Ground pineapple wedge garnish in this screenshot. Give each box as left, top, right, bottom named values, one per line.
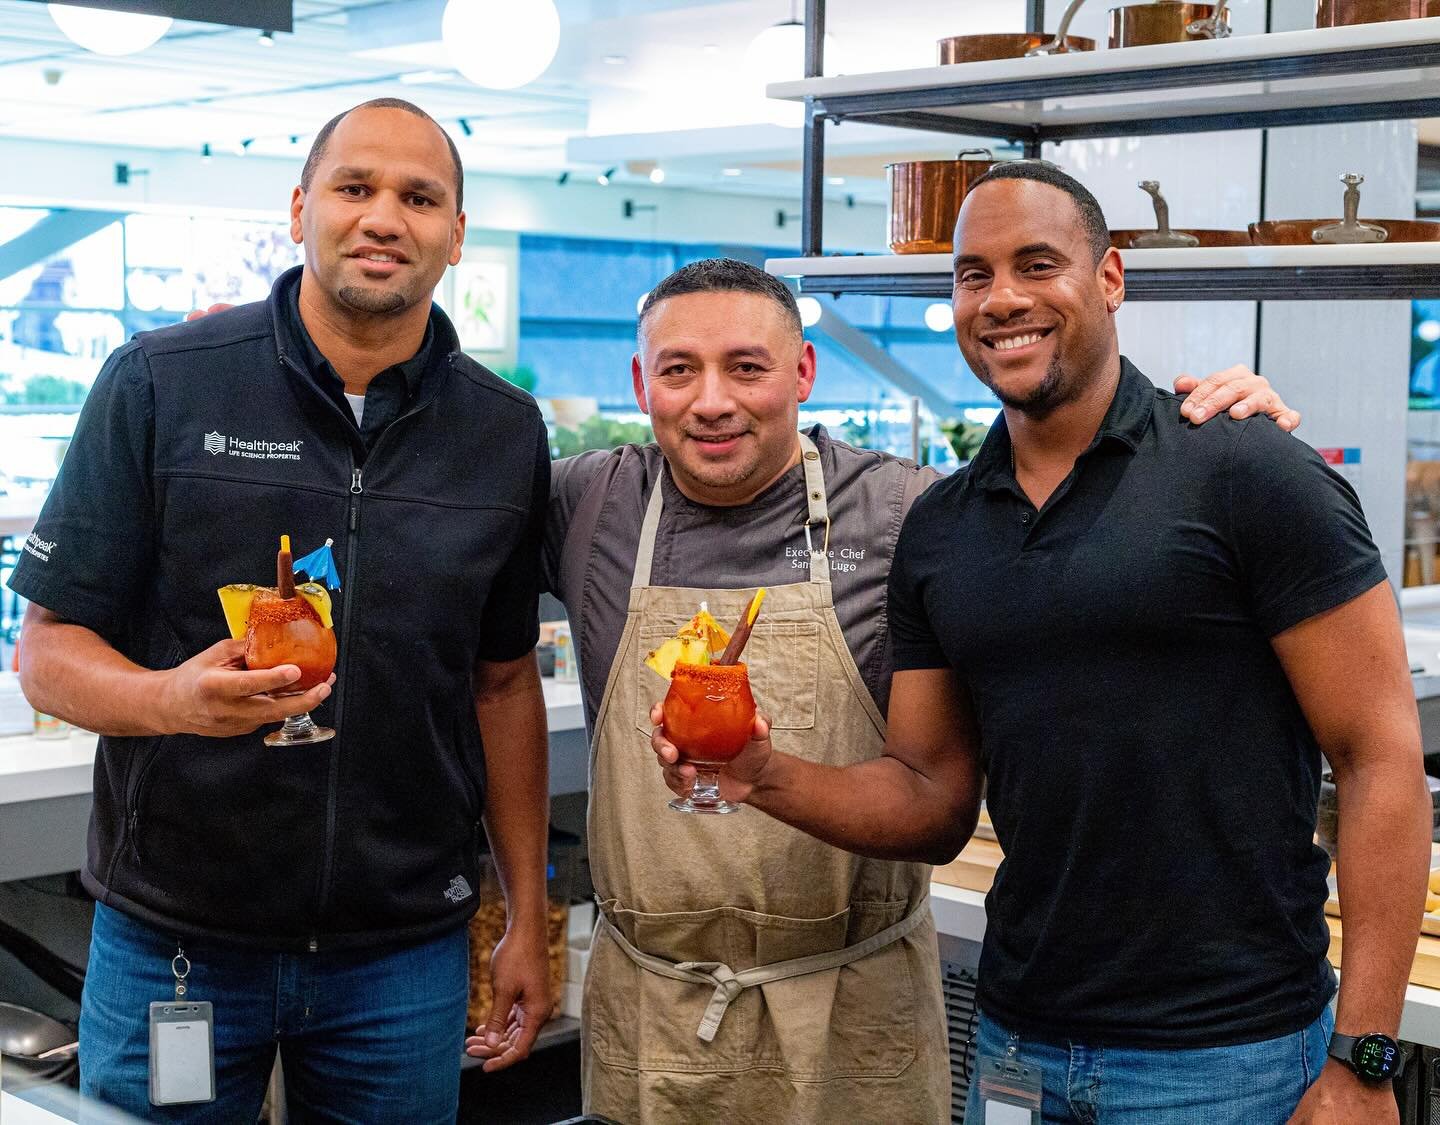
left=218, top=584, right=260, bottom=640
left=643, top=609, right=732, bottom=680
left=296, top=582, right=333, bottom=629
left=219, top=581, right=333, bottom=638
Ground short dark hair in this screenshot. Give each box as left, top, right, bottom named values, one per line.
left=638, top=258, right=802, bottom=338
left=301, top=98, right=464, bottom=212
left=965, top=160, right=1110, bottom=264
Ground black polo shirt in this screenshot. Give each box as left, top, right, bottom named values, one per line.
left=890, top=357, right=1387, bottom=1047
left=278, top=276, right=433, bottom=452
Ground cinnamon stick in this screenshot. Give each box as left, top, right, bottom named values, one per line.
left=277, top=535, right=295, bottom=599
left=716, top=589, right=764, bottom=665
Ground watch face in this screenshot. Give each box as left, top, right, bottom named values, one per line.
left=1353, top=1034, right=1401, bottom=1081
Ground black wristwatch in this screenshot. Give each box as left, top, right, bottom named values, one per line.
left=1329, top=1031, right=1404, bottom=1082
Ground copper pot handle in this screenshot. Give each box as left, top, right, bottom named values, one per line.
left=1129, top=180, right=1199, bottom=249
left=1187, top=0, right=1232, bottom=39
left=1026, top=0, right=1090, bottom=56
left=957, top=148, right=995, bottom=161
left=1313, top=172, right=1388, bottom=245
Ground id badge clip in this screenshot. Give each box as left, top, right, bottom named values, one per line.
left=148, top=944, right=216, bottom=1106
left=977, top=1047, right=1043, bottom=1125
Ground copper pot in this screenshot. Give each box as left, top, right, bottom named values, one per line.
left=887, top=150, right=1004, bottom=254
left=1250, top=171, right=1440, bottom=245
left=939, top=0, right=1095, bottom=64
left=1109, top=0, right=1231, bottom=47
left=1109, top=180, right=1251, bottom=248
left=1315, top=0, right=1440, bottom=26
left=938, top=32, right=1096, bottom=63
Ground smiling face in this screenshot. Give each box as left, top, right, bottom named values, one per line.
left=633, top=290, right=817, bottom=506
left=951, top=178, right=1123, bottom=419
left=290, top=106, right=465, bottom=320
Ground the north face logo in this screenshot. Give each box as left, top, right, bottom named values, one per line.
left=204, top=431, right=225, bottom=455
left=443, top=875, right=473, bottom=904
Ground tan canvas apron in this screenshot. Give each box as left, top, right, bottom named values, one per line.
left=582, top=434, right=949, bottom=1125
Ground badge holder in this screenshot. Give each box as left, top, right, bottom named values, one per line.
left=976, top=1044, right=1043, bottom=1125
left=148, top=945, right=216, bottom=1106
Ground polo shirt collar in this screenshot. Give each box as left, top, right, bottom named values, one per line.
left=274, top=267, right=432, bottom=399
left=966, top=355, right=1154, bottom=495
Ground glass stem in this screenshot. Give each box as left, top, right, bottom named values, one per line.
left=691, top=767, right=722, bottom=806
left=280, top=713, right=316, bottom=738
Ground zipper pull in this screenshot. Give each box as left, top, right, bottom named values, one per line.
left=350, top=468, right=363, bottom=495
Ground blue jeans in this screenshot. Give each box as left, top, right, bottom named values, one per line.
left=80, top=903, right=468, bottom=1124
left=964, top=1006, right=1334, bottom=1125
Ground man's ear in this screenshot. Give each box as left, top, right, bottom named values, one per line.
left=631, top=354, right=649, bottom=414
left=289, top=186, right=305, bottom=246
left=449, top=211, right=466, bottom=267
left=796, top=340, right=818, bottom=405
left=1099, top=246, right=1125, bottom=312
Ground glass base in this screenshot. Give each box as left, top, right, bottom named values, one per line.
left=668, top=795, right=743, bottom=815
left=667, top=765, right=742, bottom=815
left=264, top=712, right=335, bottom=747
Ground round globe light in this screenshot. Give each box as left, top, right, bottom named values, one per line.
left=744, top=19, right=805, bottom=126
left=797, top=296, right=823, bottom=328
left=924, top=302, right=954, bottom=333
left=1420, top=319, right=1440, bottom=343
left=442, top=0, right=561, bottom=91
left=48, top=3, right=171, bottom=56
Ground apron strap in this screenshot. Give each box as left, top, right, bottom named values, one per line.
left=597, top=900, right=930, bottom=1043
left=631, top=467, right=666, bottom=590
left=631, top=432, right=832, bottom=591
left=798, top=432, right=830, bottom=587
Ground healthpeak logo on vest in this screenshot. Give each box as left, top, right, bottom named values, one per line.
left=203, top=430, right=303, bottom=462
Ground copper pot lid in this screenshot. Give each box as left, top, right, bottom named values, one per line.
left=1251, top=172, right=1440, bottom=245
left=1108, top=180, right=1250, bottom=248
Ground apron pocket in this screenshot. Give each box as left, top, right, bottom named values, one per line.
left=758, top=898, right=919, bottom=1081
left=634, top=621, right=819, bottom=737
left=744, top=622, right=818, bottom=732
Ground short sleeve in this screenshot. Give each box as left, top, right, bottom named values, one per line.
left=888, top=492, right=951, bottom=670
left=476, top=423, right=551, bottom=662
left=7, top=341, right=156, bottom=641
left=541, top=450, right=610, bottom=594
left=1228, top=418, right=1388, bottom=638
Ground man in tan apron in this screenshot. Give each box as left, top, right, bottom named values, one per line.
left=525, top=258, right=1295, bottom=1124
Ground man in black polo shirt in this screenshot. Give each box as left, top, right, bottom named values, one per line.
left=653, top=163, right=1429, bottom=1122
left=11, top=99, right=551, bottom=1121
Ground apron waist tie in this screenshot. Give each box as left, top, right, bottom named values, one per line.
left=597, top=900, right=931, bottom=1043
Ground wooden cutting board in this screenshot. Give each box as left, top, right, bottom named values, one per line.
left=934, top=832, right=1440, bottom=991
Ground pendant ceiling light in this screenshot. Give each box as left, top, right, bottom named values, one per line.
left=743, top=16, right=806, bottom=89
left=744, top=2, right=834, bottom=127
left=47, top=3, right=171, bottom=56
left=442, top=0, right=561, bottom=91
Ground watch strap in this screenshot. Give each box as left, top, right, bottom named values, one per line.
left=1329, top=1031, right=1405, bottom=1080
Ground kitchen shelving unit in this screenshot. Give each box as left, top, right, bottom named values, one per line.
left=767, top=3, right=1440, bottom=300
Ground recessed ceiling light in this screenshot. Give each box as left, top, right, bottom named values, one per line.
left=722, top=167, right=742, bottom=176
left=703, top=43, right=720, bottom=54
left=924, top=303, right=953, bottom=333
left=649, top=167, right=665, bottom=184
left=603, top=54, right=627, bottom=65
left=827, top=176, right=845, bottom=185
